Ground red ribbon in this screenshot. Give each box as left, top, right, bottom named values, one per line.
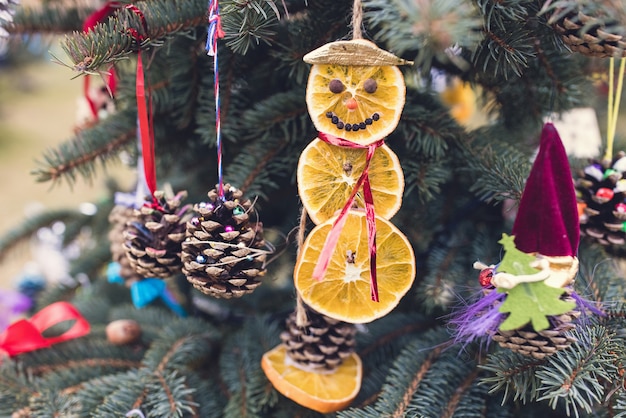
left=83, top=2, right=119, bottom=120
left=313, top=133, right=383, bottom=302
left=0, top=302, right=90, bottom=357
left=125, top=5, right=157, bottom=200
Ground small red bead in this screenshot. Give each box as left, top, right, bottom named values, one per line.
left=616, top=202, right=626, bottom=213
left=478, top=268, right=494, bottom=288
left=596, top=187, right=615, bottom=201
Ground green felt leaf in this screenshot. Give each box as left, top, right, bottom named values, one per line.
left=498, top=281, right=576, bottom=331
left=497, top=234, right=538, bottom=276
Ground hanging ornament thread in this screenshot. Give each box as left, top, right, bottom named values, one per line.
left=605, top=57, right=626, bottom=162
left=125, top=4, right=157, bottom=203
left=206, top=0, right=226, bottom=198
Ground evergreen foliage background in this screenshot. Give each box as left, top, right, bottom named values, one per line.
left=2, top=0, right=626, bottom=416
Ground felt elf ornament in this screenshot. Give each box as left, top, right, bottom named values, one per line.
left=454, top=123, right=601, bottom=359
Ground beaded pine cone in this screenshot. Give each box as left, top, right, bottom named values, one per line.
left=576, top=155, right=626, bottom=249
left=550, top=6, right=626, bottom=57
left=123, top=191, right=191, bottom=279
left=492, top=294, right=580, bottom=360
left=281, top=304, right=356, bottom=371
left=108, top=204, right=142, bottom=285
left=182, top=184, right=267, bottom=298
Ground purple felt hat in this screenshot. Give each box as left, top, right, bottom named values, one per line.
left=512, top=123, right=579, bottom=257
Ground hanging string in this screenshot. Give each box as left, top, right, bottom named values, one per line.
left=313, top=133, right=382, bottom=302
left=125, top=4, right=157, bottom=203
left=605, top=57, right=626, bottom=162
left=206, top=0, right=226, bottom=198
left=351, top=0, right=363, bottom=40
left=296, top=206, right=309, bottom=327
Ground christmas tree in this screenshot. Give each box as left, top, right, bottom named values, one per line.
left=1, top=0, right=626, bottom=417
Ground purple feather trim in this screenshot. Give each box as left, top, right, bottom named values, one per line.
left=451, top=289, right=506, bottom=345
left=570, top=290, right=604, bottom=322
left=451, top=288, right=603, bottom=346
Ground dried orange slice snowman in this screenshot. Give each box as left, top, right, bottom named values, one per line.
left=304, top=39, right=412, bottom=146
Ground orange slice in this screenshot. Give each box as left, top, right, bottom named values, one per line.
left=294, top=211, right=415, bottom=323
left=297, top=138, right=404, bottom=225
left=261, top=344, right=362, bottom=413
left=306, top=64, right=405, bottom=146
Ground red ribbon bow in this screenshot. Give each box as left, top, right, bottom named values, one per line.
left=313, top=132, right=383, bottom=302
left=0, top=302, right=90, bottom=357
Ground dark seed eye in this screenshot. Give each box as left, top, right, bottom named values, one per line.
left=329, top=79, right=345, bottom=94
left=363, top=78, right=377, bottom=94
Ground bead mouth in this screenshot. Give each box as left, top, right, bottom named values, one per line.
left=325, top=112, right=380, bottom=132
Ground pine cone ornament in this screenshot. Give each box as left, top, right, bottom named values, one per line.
left=491, top=291, right=580, bottom=360
left=182, top=184, right=267, bottom=298
left=108, top=204, right=142, bottom=285
left=550, top=4, right=626, bottom=57
left=281, top=304, right=356, bottom=371
left=123, top=191, right=191, bottom=279
left=576, top=154, right=626, bottom=248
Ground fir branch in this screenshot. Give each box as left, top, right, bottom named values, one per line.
left=144, top=371, right=200, bottom=417
left=534, top=36, right=565, bottom=95
left=0, top=363, right=37, bottom=416
left=536, top=326, right=620, bottom=417
left=29, top=358, right=141, bottom=375
left=352, top=314, right=439, bottom=409
left=223, top=89, right=310, bottom=198
left=221, top=317, right=282, bottom=417
left=221, top=0, right=280, bottom=54
left=27, top=391, right=82, bottom=417
left=31, top=109, right=136, bottom=186
left=0, top=208, right=87, bottom=264
left=362, top=0, right=483, bottom=69
left=91, top=376, right=147, bottom=417
left=476, top=0, right=530, bottom=31
left=141, top=317, right=220, bottom=373
left=441, top=365, right=481, bottom=418
left=61, top=0, right=206, bottom=72
left=473, top=23, right=534, bottom=78
left=358, top=319, right=438, bottom=358
left=460, top=137, right=530, bottom=203
left=10, top=4, right=92, bottom=34
left=339, top=330, right=454, bottom=417
left=480, top=349, right=545, bottom=404
left=392, top=345, right=446, bottom=417
left=75, top=371, right=137, bottom=414
left=239, top=144, right=285, bottom=195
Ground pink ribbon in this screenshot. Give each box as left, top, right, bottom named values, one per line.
left=312, top=132, right=383, bottom=302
